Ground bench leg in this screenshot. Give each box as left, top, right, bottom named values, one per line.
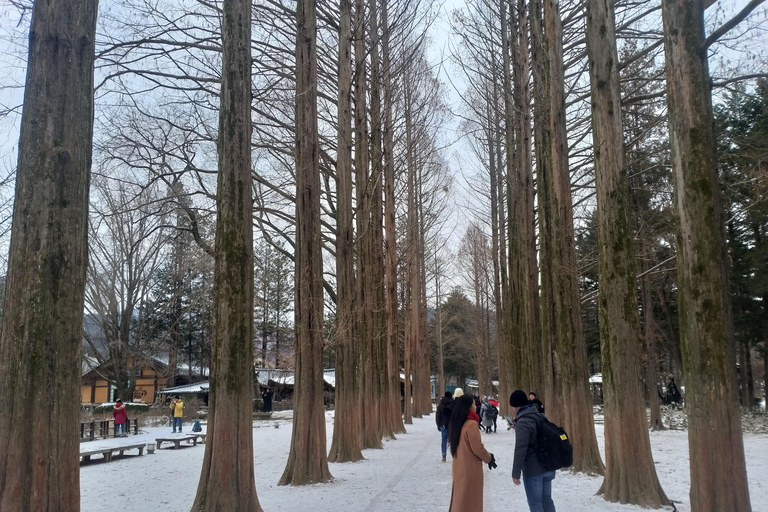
left=138, top=447, right=144, bottom=456
left=173, top=441, right=181, bottom=449
left=104, top=453, right=112, bottom=463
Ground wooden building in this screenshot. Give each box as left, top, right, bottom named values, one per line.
left=80, top=357, right=170, bottom=404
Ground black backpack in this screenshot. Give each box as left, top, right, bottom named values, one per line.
left=533, top=415, right=573, bottom=471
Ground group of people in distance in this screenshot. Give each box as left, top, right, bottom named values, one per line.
left=111, top=394, right=188, bottom=438
left=437, top=388, right=555, bottom=512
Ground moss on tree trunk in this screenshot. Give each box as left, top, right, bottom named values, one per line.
left=0, top=1, right=97, bottom=510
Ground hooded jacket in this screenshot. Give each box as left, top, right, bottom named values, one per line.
left=511, top=406, right=547, bottom=479
left=112, top=403, right=127, bottom=424
left=436, top=396, right=454, bottom=429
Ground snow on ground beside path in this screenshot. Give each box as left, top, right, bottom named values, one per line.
left=81, top=412, right=768, bottom=512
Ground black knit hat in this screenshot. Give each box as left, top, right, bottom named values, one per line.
left=509, top=389, right=529, bottom=408
left=444, top=391, right=452, bottom=398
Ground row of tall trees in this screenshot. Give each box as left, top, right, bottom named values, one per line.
left=452, top=0, right=765, bottom=509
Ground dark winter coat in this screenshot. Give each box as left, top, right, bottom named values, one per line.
left=436, top=396, right=454, bottom=430
left=112, top=403, right=127, bottom=425
left=511, top=406, right=547, bottom=479
left=530, top=398, right=545, bottom=414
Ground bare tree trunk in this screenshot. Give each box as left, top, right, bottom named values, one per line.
left=511, top=0, right=541, bottom=394
left=499, top=0, right=521, bottom=402
left=586, top=0, right=669, bottom=505
left=661, top=1, right=752, bottom=509
left=279, top=0, right=332, bottom=485
left=531, top=0, right=604, bottom=475
left=417, top=190, right=432, bottom=415
left=641, top=267, right=664, bottom=431
left=329, top=0, right=363, bottom=463
left=0, top=2, right=97, bottom=510
left=192, top=0, right=263, bottom=507
left=435, top=252, right=445, bottom=398
left=369, top=0, right=391, bottom=440
left=353, top=0, right=383, bottom=450
left=382, top=0, right=406, bottom=435
left=404, top=67, right=416, bottom=424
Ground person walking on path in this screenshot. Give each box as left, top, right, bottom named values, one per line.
left=510, top=389, right=556, bottom=512
left=436, top=390, right=454, bottom=462
left=448, top=394, right=497, bottom=512
left=488, top=396, right=499, bottom=432
left=529, top=391, right=545, bottom=414
left=480, top=397, right=494, bottom=434
left=170, top=395, right=184, bottom=433
left=112, top=399, right=128, bottom=437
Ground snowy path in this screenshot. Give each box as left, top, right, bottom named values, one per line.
left=80, top=412, right=768, bottom=511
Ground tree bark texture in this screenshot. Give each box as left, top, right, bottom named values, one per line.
left=500, top=0, right=521, bottom=407
left=329, top=0, right=363, bottom=463
left=661, top=1, right=752, bottom=510
left=0, top=2, right=97, bottom=510
left=191, top=0, right=263, bottom=508
left=353, top=0, right=383, bottom=450
left=532, top=0, right=604, bottom=475
left=369, top=0, right=390, bottom=440
left=279, top=0, right=333, bottom=485
left=381, top=0, right=406, bottom=436
left=511, top=0, right=541, bottom=394
left=403, top=67, right=416, bottom=424
left=586, top=0, right=669, bottom=505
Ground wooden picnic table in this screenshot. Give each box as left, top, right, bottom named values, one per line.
left=79, top=442, right=146, bottom=464
left=155, top=433, right=206, bottom=449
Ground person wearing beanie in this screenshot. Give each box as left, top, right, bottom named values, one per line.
left=509, top=389, right=556, bottom=512
left=453, top=387, right=464, bottom=398
left=436, top=391, right=454, bottom=462
left=112, top=399, right=128, bottom=437
left=447, top=395, right=496, bottom=512
left=529, top=391, right=545, bottom=414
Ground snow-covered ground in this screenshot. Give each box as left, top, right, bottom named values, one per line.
left=81, top=411, right=768, bottom=512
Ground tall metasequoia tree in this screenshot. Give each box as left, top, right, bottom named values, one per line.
left=661, top=0, right=752, bottom=509
left=329, top=0, right=363, bottom=463
left=354, top=0, right=384, bottom=450
left=499, top=0, right=520, bottom=398
left=192, top=0, right=263, bottom=508
left=403, top=59, right=416, bottom=423
left=530, top=0, right=604, bottom=475
left=505, top=0, right=540, bottom=394
left=416, top=166, right=432, bottom=415
left=279, top=0, right=333, bottom=485
left=0, top=2, right=97, bottom=510
left=586, top=0, right=669, bottom=505
left=382, top=0, right=406, bottom=436
left=369, top=0, right=391, bottom=440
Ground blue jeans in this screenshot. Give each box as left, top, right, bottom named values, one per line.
left=523, top=470, right=556, bottom=512
left=115, top=422, right=125, bottom=436
left=172, top=417, right=182, bottom=432
left=440, top=426, right=449, bottom=457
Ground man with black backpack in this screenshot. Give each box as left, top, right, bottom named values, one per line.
left=509, top=389, right=558, bottom=512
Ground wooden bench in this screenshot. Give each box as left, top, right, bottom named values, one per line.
left=79, top=443, right=146, bottom=463
left=156, top=433, right=206, bottom=450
